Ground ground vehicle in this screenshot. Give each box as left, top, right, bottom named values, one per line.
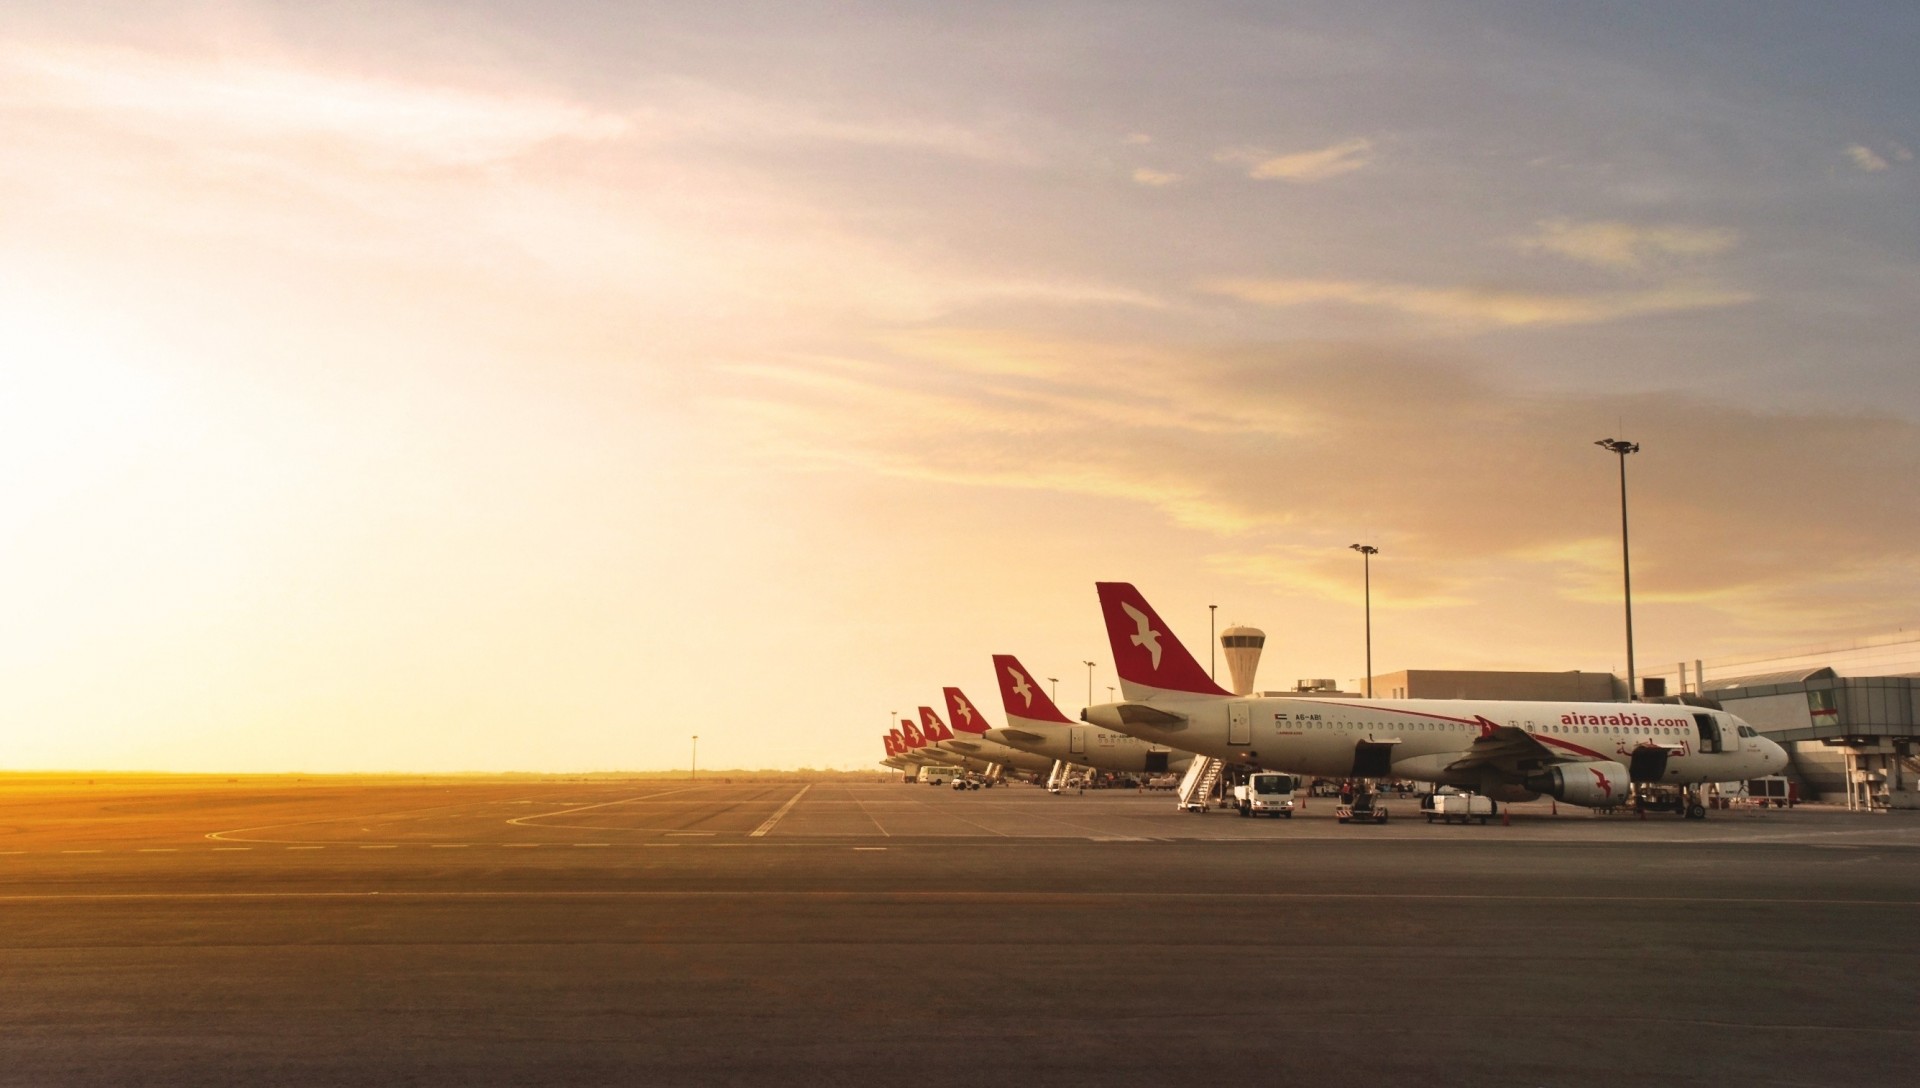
left=1746, top=776, right=1794, bottom=807
left=1336, top=791, right=1389, bottom=824
left=1234, top=772, right=1298, bottom=818
left=1424, top=789, right=1495, bottom=825
left=918, top=765, right=955, bottom=786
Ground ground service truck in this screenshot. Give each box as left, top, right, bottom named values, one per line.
left=1234, top=773, right=1299, bottom=818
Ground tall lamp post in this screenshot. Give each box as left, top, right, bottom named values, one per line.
left=1046, top=677, right=1058, bottom=703
left=691, top=734, right=699, bottom=781
left=1209, top=604, right=1218, bottom=679
left=1083, top=661, right=1096, bottom=706
left=1595, top=438, right=1641, bottom=701
left=1349, top=544, right=1378, bottom=698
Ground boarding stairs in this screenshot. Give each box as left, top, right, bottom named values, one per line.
left=1046, top=760, right=1073, bottom=792
left=1177, top=757, right=1224, bottom=812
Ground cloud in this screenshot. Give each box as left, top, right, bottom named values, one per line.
left=1131, top=167, right=1180, bottom=187
left=1894, top=143, right=1916, bottom=163
left=1216, top=137, right=1373, bottom=182
left=1847, top=144, right=1890, bottom=172
left=1519, top=219, right=1738, bottom=270
left=1122, top=133, right=1153, bottom=145
left=714, top=333, right=1920, bottom=631
left=2, top=43, right=629, bottom=167
left=1202, top=277, right=1752, bottom=328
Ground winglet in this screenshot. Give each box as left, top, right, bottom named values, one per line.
left=1095, top=582, right=1231, bottom=698
left=990, top=654, right=1075, bottom=724
left=943, top=687, right=992, bottom=735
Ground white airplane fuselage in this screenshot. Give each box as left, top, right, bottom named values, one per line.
left=988, top=719, right=1195, bottom=775
left=1085, top=694, right=1787, bottom=798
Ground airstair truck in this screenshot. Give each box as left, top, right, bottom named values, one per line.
left=1233, top=772, right=1299, bottom=818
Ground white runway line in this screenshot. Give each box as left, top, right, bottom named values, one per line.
left=749, top=785, right=812, bottom=838
left=136, top=848, right=177, bottom=853
left=287, top=846, right=324, bottom=851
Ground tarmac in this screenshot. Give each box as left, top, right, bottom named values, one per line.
left=3, top=776, right=1917, bottom=1086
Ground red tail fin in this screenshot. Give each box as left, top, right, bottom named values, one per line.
left=888, top=727, right=909, bottom=753
left=883, top=734, right=900, bottom=757
left=900, top=717, right=927, bottom=748
left=1095, top=582, right=1230, bottom=697
left=990, top=654, right=1074, bottom=724
left=918, top=706, right=955, bottom=742
left=943, top=687, right=991, bottom=735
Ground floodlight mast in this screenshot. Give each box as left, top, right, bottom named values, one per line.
left=1595, top=438, right=1641, bottom=700
left=1349, top=544, right=1378, bottom=697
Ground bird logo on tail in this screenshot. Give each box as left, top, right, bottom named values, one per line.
left=1008, top=667, right=1033, bottom=707
left=1121, top=601, right=1162, bottom=669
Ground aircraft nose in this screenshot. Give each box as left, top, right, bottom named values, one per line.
left=1764, top=737, right=1790, bottom=774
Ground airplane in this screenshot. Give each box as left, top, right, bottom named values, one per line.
left=987, top=654, right=1196, bottom=776
left=923, top=700, right=1056, bottom=778
left=901, top=715, right=994, bottom=775
left=879, top=733, right=921, bottom=773
left=1081, top=582, right=1789, bottom=818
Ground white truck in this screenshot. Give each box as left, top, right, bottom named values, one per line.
left=1424, top=788, right=1495, bottom=825
left=918, top=764, right=956, bottom=786
left=1233, top=772, right=1299, bottom=818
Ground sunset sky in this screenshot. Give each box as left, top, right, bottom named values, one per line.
left=4, top=2, right=1917, bottom=772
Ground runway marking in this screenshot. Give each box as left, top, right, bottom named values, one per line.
left=849, top=790, right=891, bottom=837
left=645, top=843, right=681, bottom=848
left=207, top=790, right=551, bottom=843
left=136, top=848, right=177, bottom=853
left=359, top=845, right=396, bottom=850
left=212, top=847, right=251, bottom=852
left=287, top=846, right=324, bottom=851
left=572, top=843, right=610, bottom=847
left=749, top=785, right=812, bottom=838
left=0, top=851, right=26, bottom=855
left=505, top=785, right=715, bottom=829
left=431, top=844, right=470, bottom=849
left=853, top=847, right=887, bottom=852
left=0, top=890, right=1912, bottom=907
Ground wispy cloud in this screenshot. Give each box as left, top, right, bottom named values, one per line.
left=716, top=334, right=1920, bottom=627
left=1848, top=144, right=1891, bottom=172
left=1131, top=167, right=1180, bottom=187
left=1202, top=277, right=1752, bottom=328
left=2, top=43, right=629, bottom=167
left=1519, top=219, right=1738, bottom=270
left=1215, top=137, right=1373, bottom=182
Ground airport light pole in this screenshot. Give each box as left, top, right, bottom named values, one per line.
left=1083, top=661, right=1096, bottom=706
left=1595, top=438, right=1641, bottom=701
left=1046, top=677, right=1058, bottom=703
left=691, top=735, right=698, bottom=781
left=1349, top=544, right=1378, bottom=698
left=1209, top=604, right=1218, bottom=679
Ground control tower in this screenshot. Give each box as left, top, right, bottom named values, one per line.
left=1220, top=625, right=1266, bottom=696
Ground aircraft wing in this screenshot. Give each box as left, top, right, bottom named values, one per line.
left=1442, top=726, right=1568, bottom=777
left=996, top=727, right=1048, bottom=746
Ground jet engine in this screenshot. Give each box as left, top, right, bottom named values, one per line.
left=1527, top=761, right=1631, bottom=808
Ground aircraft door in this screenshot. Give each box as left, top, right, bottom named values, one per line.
left=1070, top=727, right=1087, bottom=755
left=1693, top=713, right=1724, bottom=754
left=1228, top=702, right=1252, bottom=745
